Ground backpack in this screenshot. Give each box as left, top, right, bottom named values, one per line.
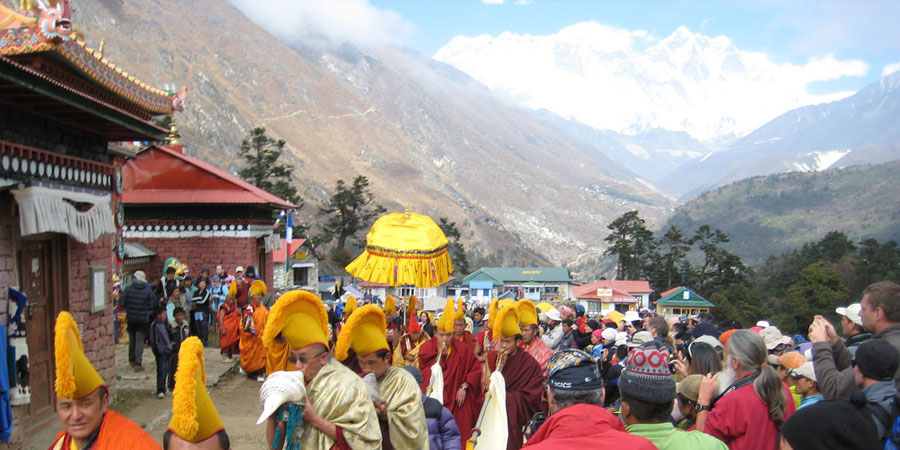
left=855, top=390, right=900, bottom=449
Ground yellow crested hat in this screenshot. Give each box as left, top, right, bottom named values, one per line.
left=344, top=296, right=357, bottom=315
left=54, top=311, right=105, bottom=399
left=517, top=299, right=538, bottom=327
left=498, top=298, right=515, bottom=309
left=249, top=279, right=267, bottom=297
left=434, top=298, right=456, bottom=333
left=227, top=281, right=237, bottom=298
left=493, top=304, right=522, bottom=339
left=487, top=298, right=500, bottom=328
left=336, top=305, right=388, bottom=360
left=383, top=295, right=396, bottom=316
left=263, top=290, right=329, bottom=350
left=168, top=337, right=225, bottom=443
left=454, top=297, right=465, bottom=320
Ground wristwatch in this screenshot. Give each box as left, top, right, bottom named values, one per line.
left=460, top=384, right=468, bottom=391
left=695, top=403, right=711, bottom=412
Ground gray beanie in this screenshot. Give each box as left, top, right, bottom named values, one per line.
left=619, top=341, right=676, bottom=404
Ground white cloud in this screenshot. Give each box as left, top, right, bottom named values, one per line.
left=434, top=23, right=870, bottom=142
left=229, top=0, right=416, bottom=48
left=883, top=62, right=900, bottom=77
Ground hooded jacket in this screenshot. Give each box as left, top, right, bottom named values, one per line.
left=523, top=403, right=656, bottom=450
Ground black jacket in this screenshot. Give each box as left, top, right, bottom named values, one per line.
left=120, top=280, right=156, bottom=324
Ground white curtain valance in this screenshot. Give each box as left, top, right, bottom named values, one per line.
left=12, top=185, right=115, bottom=244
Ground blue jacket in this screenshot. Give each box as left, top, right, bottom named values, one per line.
left=423, top=396, right=460, bottom=450
left=120, top=280, right=156, bottom=324
left=149, top=319, right=173, bottom=355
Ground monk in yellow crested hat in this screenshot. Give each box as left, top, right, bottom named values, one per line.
left=337, top=305, right=428, bottom=449
left=476, top=298, right=501, bottom=359
left=451, top=297, right=476, bottom=352
left=392, top=296, right=427, bottom=367
left=342, top=295, right=358, bottom=320
left=485, top=303, right=544, bottom=450
left=261, top=290, right=382, bottom=449
left=218, top=281, right=241, bottom=360
left=383, top=295, right=396, bottom=316
left=50, top=312, right=159, bottom=449
left=165, top=337, right=229, bottom=449
left=516, top=299, right=553, bottom=375
left=240, top=279, right=269, bottom=380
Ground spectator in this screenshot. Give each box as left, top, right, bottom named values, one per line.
left=809, top=281, right=900, bottom=399
left=774, top=351, right=808, bottom=408
left=149, top=309, right=172, bottom=399
left=156, top=267, right=179, bottom=302
left=540, top=309, right=564, bottom=350
left=471, top=307, right=486, bottom=336
left=522, top=349, right=656, bottom=449
left=403, top=366, right=461, bottom=450
left=853, top=339, right=899, bottom=440
left=621, top=342, right=727, bottom=449
left=209, top=275, right=227, bottom=324
left=179, top=276, right=196, bottom=306
left=168, top=307, right=190, bottom=392
left=675, top=375, right=703, bottom=430
left=759, top=325, right=792, bottom=357
left=836, top=302, right=872, bottom=356
left=789, top=362, right=824, bottom=409
left=190, top=278, right=211, bottom=346
left=559, top=319, right=576, bottom=350
left=687, top=312, right=720, bottom=340
left=781, top=397, right=881, bottom=450
left=419, top=311, right=435, bottom=338
left=119, top=270, right=155, bottom=372
left=164, top=287, right=181, bottom=324
left=697, top=330, right=796, bottom=449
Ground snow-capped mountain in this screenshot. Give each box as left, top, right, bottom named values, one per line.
left=672, top=71, right=900, bottom=200
left=434, top=23, right=863, bottom=144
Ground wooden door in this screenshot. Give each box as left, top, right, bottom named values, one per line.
left=19, top=238, right=63, bottom=433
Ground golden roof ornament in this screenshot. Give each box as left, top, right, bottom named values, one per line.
left=166, top=120, right=181, bottom=146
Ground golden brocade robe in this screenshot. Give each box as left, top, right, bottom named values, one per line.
left=302, top=358, right=382, bottom=450
left=378, top=366, right=428, bottom=449
left=391, top=334, right=427, bottom=368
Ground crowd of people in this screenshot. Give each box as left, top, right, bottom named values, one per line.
left=53, top=277, right=900, bottom=449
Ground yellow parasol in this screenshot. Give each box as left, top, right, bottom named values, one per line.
left=346, top=210, right=453, bottom=288
left=603, top=310, right=625, bottom=323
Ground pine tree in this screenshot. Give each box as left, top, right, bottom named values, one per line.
left=318, top=176, right=386, bottom=253
left=604, top=210, right=654, bottom=280
left=438, top=217, right=470, bottom=276
left=238, top=127, right=302, bottom=208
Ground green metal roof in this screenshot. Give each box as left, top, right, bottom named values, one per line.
left=462, top=267, right=572, bottom=284
left=656, top=287, right=715, bottom=308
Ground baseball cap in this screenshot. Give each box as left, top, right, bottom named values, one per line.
left=544, top=308, right=562, bottom=322
left=235, top=266, right=244, bottom=273
left=601, top=327, right=617, bottom=341
left=778, top=351, right=807, bottom=370
left=133, top=270, right=146, bottom=282
left=547, top=349, right=603, bottom=391
left=788, top=361, right=816, bottom=382
left=694, top=335, right=723, bottom=350
left=677, top=374, right=703, bottom=403
left=835, top=303, right=863, bottom=327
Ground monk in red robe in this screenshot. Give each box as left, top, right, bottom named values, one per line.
left=218, top=283, right=241, bottom=359
left=453, top=318, right=477, bottom=352
left=486, top=304, right=544, bottom=450
left=420, top=300, right=483, bottom=446
left=475, top=299, right=500, bottom=361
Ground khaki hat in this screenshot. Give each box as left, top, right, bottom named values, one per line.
left=759, top=326, right=792, bottom=350
left=677, top=374, right=704, bottom=403
left=628, top=330, right=653, bottom=348
left=835, top=303, right=863, bottom=327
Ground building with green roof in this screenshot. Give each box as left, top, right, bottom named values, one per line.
left=456, top=267, right=574, bottom=302
left=656, top=286, right=715, bottom=317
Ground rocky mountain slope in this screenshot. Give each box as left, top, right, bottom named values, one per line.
left=71, top=0, right=672, bottom=276
left=672, top=72, right=900, bottom=200
left=666, top=160, right=900, bottom=264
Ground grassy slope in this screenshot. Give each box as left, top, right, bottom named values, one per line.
left=667, top=161, right=900, bottom=264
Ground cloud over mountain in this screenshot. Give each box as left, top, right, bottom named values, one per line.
left=434, top=23, right=868, bottom=143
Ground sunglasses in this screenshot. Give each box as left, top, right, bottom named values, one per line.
left=288, top=350, right=327, bottom=365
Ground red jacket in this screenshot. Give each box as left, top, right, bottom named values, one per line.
left=704, top=379, right=796, bottom=449
left=523, top=403, right=657, bottom=450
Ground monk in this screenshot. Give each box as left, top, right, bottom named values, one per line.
left=262, top=290, right=381, bottom=449
left=486, top=304, right=544, bottom=450
left=217, top=283, right=241, bottom=360
left=453, top=298, right=477, bottom=352
left=392, top=299, right=428, bottom=368
left=420, top=299, right=483, bottom=446
left=239, top=279, right=268, bottom=380
left=337, top=305, right=428, bottom=450
left=474, top=298, right=500, bottom=360
left=518, top=300, right=553, bottom=377
left=50, top=312, right=160, bottom=450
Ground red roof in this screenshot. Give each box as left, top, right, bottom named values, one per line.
left=572, top=284, right=635, bottom=301
left=273, top=239, right=308, bottom=263
left=579, top=280, right=653, bottom=295
left=122, top=146, right=295, bottom=208
left=659, top=286, right=682, bottom=298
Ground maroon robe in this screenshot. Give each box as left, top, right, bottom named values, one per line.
left=487, top=349, right=544, bottom=450
left=419, top=337, right=483, bottom=446
left=454, top=331, right=477, bottom=353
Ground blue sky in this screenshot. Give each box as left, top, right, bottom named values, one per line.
left=372, top=0, right=900, bottom=93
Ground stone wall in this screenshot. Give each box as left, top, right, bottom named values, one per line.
left=67, top=235, right=117, bottom=394
left=132, top=236, right=274, bottom=287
